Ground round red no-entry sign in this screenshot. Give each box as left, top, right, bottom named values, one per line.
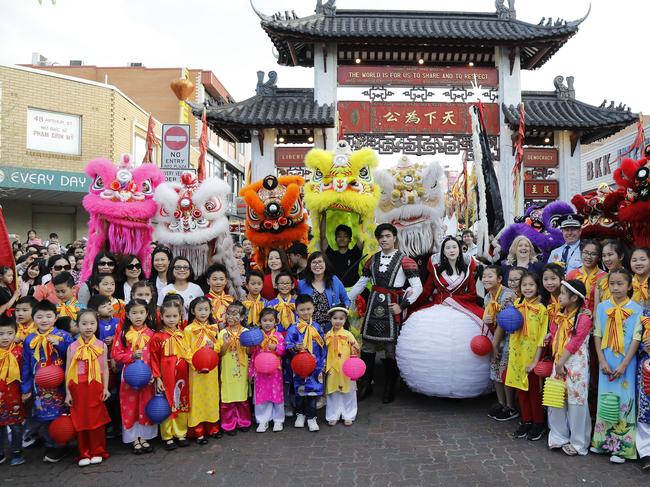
left=164, top=126, right=189, bottom=151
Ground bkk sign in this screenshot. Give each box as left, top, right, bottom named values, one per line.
left=26, top=108, right=81, bottom=155
left=337, top=66, right=498, bottom=87
left=0, top=166, right=88, bottom=192
left=338, top=101, right=500, bottom=135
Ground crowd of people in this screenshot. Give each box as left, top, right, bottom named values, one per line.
left=1, top=218, right=649, bottom=472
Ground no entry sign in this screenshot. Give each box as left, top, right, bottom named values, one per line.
left=162, top=124, right=190, bottom=169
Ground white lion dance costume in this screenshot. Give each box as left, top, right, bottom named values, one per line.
left=374, top=155, right=444, bottom=275
left=153, top=172, right=244, bottom=298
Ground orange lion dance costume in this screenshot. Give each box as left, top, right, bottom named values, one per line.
left=239, top=174, right=309, bottom=268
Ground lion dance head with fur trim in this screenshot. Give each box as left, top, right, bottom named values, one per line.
left=304, top=140, right=380, bottom=256
left=153, top=172, right=244, bottom=297
left=374, top=155, right=444, bottom=258
left=613, top=146, right=650, bottom=247
left=82, top=154, right=164, bottom=282
left=239, top=174, right=308, bottom=269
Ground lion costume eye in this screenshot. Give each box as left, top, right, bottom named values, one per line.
left=248, top=207, right=261, bottom=221
left=92, top=176, right=104, bottom=191
left=312, top=168, right=323, bottom=183
left=359, top=166, right=370, bottom=181
left=140, top=179, right=153, bottom=195
left=288, top=200, right=302, bottom=216
left=204, top=198, right=221, bottom=213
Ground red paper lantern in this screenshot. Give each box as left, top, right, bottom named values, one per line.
left=291, top=352, right=316, bottom=379
left=49, top=415, right=76, bottom=445
left=342, top=357, right=366, bottom=380
left=192, top=347, right=219, bottom=373
left=35, top=365, right=65, bottom=389
left=255, top=351, right=280, bottom=374
left=470, top=335, right=492, bottom=356
left=534, top=359, right=554, bottom=378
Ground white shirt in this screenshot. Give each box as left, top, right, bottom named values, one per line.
left=465, top=243, right=478, bottom=257
left=123, top=282, right=132, bottom=304
left=157, top=282, right=204, bottom=311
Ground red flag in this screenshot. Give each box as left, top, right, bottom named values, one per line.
left=142, top=114, right=157, bottom=164
left=198, top=107, right=208, bottom=182
left=0, top=206, right=16, bottom=293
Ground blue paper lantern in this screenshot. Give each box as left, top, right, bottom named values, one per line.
left=123, top=360, right=152, bottom=390
left=239, top=327, right=264, bottom=347
left=497, top=304, right=524, bottom=333
left=145, top=394, right=171, bottom=424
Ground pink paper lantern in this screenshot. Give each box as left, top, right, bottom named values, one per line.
left=342, top=357, right=366, bottom=380
left=255, top=351, right=280, bottom=375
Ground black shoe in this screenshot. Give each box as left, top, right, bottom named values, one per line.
left=163, top=440, right=177, bottom=451
left=238, top=426, right=250, bottom=433
left=487, top=403, right=504, bottom=420
left=526, top=424, right=547, bottom=441
left=494, top=407, right=519, bottom=422
left=512, top=422, right=532, bottom=439
left=382, top=358, right=399, bottom=404
left=357, top=352, right=376, bottom=401
left=197, top=436, right=209, bottom=445
left=43, top=447, right=67, bottom=463
left=641, top=456, right=650, bottom=471
left=223, top=429, right=237, bottom=436
left=210, top=431, right=223, bottom=439
left=175, top=438, right=190, bottom=447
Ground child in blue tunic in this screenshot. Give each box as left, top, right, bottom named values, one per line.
left=285, top=294, right=326, bottom=432
left=21, top=300, right=73, bottom=463
left=591, top=269, right=642, bottom=464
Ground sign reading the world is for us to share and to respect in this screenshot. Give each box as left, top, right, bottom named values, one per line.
left=161, top=124, right=192, bottom=182
left=337, top=66, right=499, bottom=87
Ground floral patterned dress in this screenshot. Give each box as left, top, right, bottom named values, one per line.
left=591, top=299, right=643, bottom=459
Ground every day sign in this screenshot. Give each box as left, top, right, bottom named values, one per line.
left=0, top=166, right=89, bottom=193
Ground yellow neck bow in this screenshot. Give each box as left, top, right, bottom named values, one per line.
left=244, top=294, right=265, bottom=326
left=552, top=308, right=578, bottom=359
left=275, top=296, right=296, bottom=328
left=225, top=326, right=248, bottom=364
left=17, top=322, right=35, bottom=341
left=29, top=328, right=61, bottom=362
left=603, top=299, right=633, bottom=356
left=515, top=297, right=541, bottom=337
left=67, top=337, right=103, bottom=384
left=261, top=329, right=279, bottom=351
left=190, top=321, right=218, bottom=350
left=576, top=267, right=599, bottom=297
left=162, top=327, right=188, bottom=358
left=0, top=344, right=21, bottom=383
left=207, top=291, right=234, bottom=323
left=633, top=274, right=649, bottom=304
left=325, top=329, right=348, bottom=374
left=483, top=285, right=503, bottom=322
left=297, top=319, right=324, bottom=354
left=125, top=326, right=151, bottom=352
left=57, top=298, right=79, bottom=320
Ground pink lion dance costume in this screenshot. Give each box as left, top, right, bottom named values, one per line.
left=82, top=154, right=164, bottom=281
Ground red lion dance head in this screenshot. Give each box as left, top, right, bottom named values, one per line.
left=82, top=154, right=164, bottom=281
left=571, top=184, right=627, bottom=241
left=239, top=174, right=308, bottom=269
left=613, top=146, right=650, bottom=247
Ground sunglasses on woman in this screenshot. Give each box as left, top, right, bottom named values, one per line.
left=53, top=264, right=72, bottom=271
left=126, top=263, right=141, bottom=270
left=98, top=260, right=115, bottom=267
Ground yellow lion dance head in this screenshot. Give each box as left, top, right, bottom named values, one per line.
left=304, top=140, right=380, bottom=256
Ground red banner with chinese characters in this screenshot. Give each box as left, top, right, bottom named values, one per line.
left=338, top=101, right=500, bottom=135
left=524, top=180, right=559, bottom=199
left=337, top=66, right=498, bottom=87
left=523, top=148, right=558, bottom=168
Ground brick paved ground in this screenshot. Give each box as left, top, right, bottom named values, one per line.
left=4, top=376, right=649, bottom=487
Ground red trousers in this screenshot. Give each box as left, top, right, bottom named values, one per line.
left=77, top=426, right=109, bottom=460
left=518, top=372, right=544, bottom=424
left=188, top=421, right=220, bottom=438
left=220, top=401, right=251, bottom=431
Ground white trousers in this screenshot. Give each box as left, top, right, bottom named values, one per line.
left=547, top=402, right=592, bottom=455
left=122, top=422, right=158, bottom=444
left=637, top=422, right=650, bottom=458
left=325, top=390, right=358, bottom=422
left=255, top=401, right=285, bottom=424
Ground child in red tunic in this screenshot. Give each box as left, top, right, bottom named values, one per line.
left=111, top=299, right=157, bottom=454
left=64, top=309, right=111, bottom=467
left=149, top=300, right=191, bottom=450
left=0, top=317, right=25, bottom=466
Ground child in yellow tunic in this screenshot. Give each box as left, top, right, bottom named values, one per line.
left=185, top=296, right=222, bottom=443
left=508, top=271, right=548, bottom=441
left=218, top=301, right=251, bottom=434
left=325, top=305, right=359, bottom=426
left=206, top=264, right=234, bottom=328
